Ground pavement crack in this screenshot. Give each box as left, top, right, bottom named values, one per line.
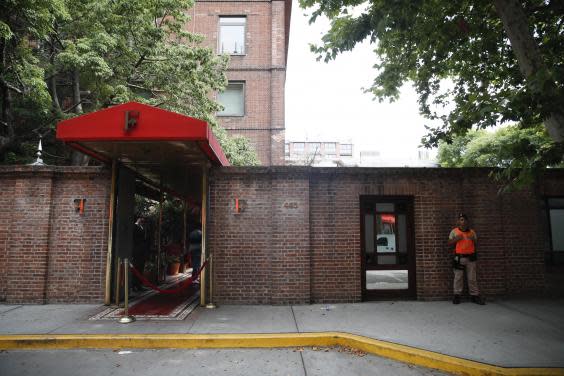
left=290, top=305, right=300, bottom=333
left=299, top=350, right=308, bottom=376
left=0, top=306, right=23, bottom=316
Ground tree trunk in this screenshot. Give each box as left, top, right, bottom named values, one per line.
left=0, top=39, right=16, bottom=156
left=70, top=68, right=90, bottom=166
left=49, top=37, right=61, bottom=112
left=494, top=0, right=564, bottom=142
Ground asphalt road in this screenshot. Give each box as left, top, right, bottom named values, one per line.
left=0, top=348, right=449, bottom=376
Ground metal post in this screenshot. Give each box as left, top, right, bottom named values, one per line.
left=104, top=160, right=117, bottom=305
left=205, top=254, right=216, bottom=309
left=157, top=190, right=164, bottom=282
left=200, top=165, right=208, bottom=307
left=183, top=200, right=187, bottom=273
left=114, top=257, right=121, bottom=306
left=118, top=258, right=135, bottom=323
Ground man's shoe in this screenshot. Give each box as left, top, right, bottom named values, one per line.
left=471, top=295, right=485, bottom=305
left=452, top=295, right=461, bottom=304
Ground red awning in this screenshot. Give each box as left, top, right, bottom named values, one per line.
left=56, top=102, right=229, bottom=197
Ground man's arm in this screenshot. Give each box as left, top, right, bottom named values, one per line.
left=447, top=229, right=461, bottom=246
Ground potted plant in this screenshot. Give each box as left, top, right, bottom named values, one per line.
left=166, top=254, right=181, bottom=275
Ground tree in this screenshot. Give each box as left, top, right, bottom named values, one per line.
left=1, top=0, right=259, bottom=166
left=299, top=0, right=564, bottom=153
left=0, top=0, right=67, bottom=163
left=437, top=125, right=563, bottom=186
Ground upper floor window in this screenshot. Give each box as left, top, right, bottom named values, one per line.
left=293, top=143, right=305, bottom=155
left=285, top=143, right=290, bottom=156
left=217, top=81, right=245, bottom=116
left=340, top=144, right=353, bottom=156
left=325, top=143, right=337, bottom=156
left=307, top=143, right=321, bottom=154
left=219, top=17, right=246, bottom=55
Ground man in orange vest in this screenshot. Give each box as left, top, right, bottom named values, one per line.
left=447, top=213, right=485, bottom=305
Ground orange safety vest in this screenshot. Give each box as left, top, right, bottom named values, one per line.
left=452, top=227, right=476, bottom=255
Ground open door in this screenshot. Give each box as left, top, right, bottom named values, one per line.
left=361, top=196, right=416, bottom=300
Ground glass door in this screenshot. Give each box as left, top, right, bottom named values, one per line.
left=360, top=197, right=415, bottom=299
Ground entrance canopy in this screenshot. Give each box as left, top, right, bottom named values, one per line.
left=56, top=102, right=229, bottom=197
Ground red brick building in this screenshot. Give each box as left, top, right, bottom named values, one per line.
left=188, top=0, right=292, bottom=165
left=1, top=165, right=562, bottom=304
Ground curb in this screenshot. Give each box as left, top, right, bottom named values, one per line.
left=0, top=332, right=562, bottom=376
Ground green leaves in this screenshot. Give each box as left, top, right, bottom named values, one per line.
left=1, top=0, right=259, bottom=166
left=437, top=125, right=563, bottom=189
left=300, top=0, right=564, bottom=151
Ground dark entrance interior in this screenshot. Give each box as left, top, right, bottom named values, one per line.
left=360, top=196, right=416, bottom=300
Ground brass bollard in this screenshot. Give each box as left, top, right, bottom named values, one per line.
left=118, top=258, right=136, bottom=323
left=205, top=254, right=217, bottom=309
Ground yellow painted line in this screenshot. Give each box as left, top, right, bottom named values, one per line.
left=0, top=332, right=562, bottom=376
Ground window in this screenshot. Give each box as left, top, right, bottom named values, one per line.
left=307, top=143, right=321, bottom=154
left=548, top=198, right=564, bottom=260
left=324, top=143, right=336, bottom=156
left=219, top=17, right=246, bottom=55
left=285, top=143, right=290, bottom=157
left=340, top=144, right=352, bottom=156
left=217, top=82, right=245, bottom=116
left=293, top=143, right=305, bottom=155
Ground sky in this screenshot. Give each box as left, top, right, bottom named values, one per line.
left=285, top=1, right=434, bottom=161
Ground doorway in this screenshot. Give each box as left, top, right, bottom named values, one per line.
left=360, top=196, right=416, bottom=300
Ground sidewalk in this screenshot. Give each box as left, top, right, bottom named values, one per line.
left=1, top=298, right=563, bottom=371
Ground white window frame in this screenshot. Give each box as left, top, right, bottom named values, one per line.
left=217, top=81, right=245, bottom=117
left=340, top=144, right=353, bottom=156
left=293, top=143, right=305, bottom=156
left=219, top=16, right=246, bottom=55
left=325, top=143, right=337, bottom=156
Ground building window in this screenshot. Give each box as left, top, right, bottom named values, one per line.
left=285, top=143, right=290, bottom=157
left=219, top=17, right=246, bottom=55
left=217, top=82, right=245, bottom=116
left=308, top=143, right=321, bottom=154
left=340, top=144, right=352, bottom=156
left=293, top=143, right=305, bottom=155
left=325, top=143, right=336, bottom=156
left=547, top=197, right=564, bottom=264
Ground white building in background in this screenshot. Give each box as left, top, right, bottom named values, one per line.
left=358, top=148, right=438, bottom=167
left=285, top=140, right=437, bottom=167
left=285, top=140, right=355, bottom=166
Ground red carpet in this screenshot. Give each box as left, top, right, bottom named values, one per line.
left=127, top=283, right=199, bottom=316
left=89, top=274, right=200, bottom=321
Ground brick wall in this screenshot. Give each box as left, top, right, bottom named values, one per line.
left=190, top=0, right=287, bottom=166
left=2, top=165, right=561, bottom=305
left=209, top=167, right=564, bottom=304
left=0, top=166, right=110, bottom=303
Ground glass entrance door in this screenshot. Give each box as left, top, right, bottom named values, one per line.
left=360, top=197, right=415, bottom=299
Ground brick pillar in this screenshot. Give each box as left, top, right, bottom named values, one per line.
left=6, top=170, right=54, bottom=303
left=0, top=176, right=16, bottom=301
left=270, top=173, right=310, bottom=303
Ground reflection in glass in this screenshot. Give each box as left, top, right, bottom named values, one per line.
left=398, top=214, right=407, bottom=253
left=375, top=203, right=394, bottom=212
left=376, top=214, right=395, bottom=253
left=366, top=270, right=408, bottom=290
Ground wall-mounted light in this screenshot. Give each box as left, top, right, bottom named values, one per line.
left=74, top=198, right=86, bottom=215
left=234, top=198, right=247, bottom=214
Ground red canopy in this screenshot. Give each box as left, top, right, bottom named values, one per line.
left=57, top=102, right=229, bottom=197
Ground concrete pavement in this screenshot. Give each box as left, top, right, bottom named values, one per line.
left=1, top=298, right=563, bottom=375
